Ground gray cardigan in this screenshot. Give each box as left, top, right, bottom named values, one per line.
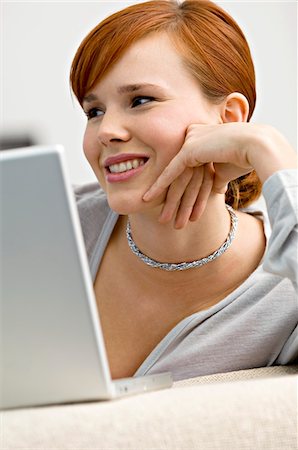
left=75, top=170, right=298, bottom=381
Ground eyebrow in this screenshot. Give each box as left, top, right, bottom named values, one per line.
left=82, top=93, right=98, bottom=104
left=117, top=83, right=160, bottom=94
left=82, top=83, right=163, bottom=103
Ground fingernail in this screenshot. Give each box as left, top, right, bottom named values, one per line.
left=175, top=216, right=188, bottom=229
left=158, top=213, right=170, bottom=223
left=142, top=191, right=151, bottom=201
left=174, top=220, right=185, bottom=230
left=159, top=208, right=173, bottom=223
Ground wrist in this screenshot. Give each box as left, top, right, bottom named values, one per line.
left=247, top=125, right=297, bottom=184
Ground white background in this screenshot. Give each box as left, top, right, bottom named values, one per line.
left=1, top=1, right=297, bottom=184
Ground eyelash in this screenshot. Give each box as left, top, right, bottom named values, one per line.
left=84, top=108, right=103, bottom=120
left=131, top=96, right=155, bottom=108
left=84, top=96, right=155, bottom=120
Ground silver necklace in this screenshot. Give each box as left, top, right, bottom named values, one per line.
left=126, top=204, right=238, bottom=271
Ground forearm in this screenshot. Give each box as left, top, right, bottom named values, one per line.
left=143, top=123, right=297, bottom=227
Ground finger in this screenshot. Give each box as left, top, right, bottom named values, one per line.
left=213, top=179, right=228, bottom=195
left=158, top=168, right=193, bottom=224
left=174, top=167, right=205, bottom=229
left=143, top=155, right=192, bottom=202
left=213, top=163, right=236, bottom=193
left=189, top=163, right=215, bottom=222
left=212, top=162, right=251, bottom=193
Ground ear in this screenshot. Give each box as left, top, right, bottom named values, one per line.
left=220, top=92, right=249, bottom=123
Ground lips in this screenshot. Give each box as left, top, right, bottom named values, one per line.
left=109, top=158, right=146, bottom=173
left=103, top=153, right=149, bottom=182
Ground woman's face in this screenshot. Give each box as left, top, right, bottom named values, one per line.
left=82, top=32, right=221, bottom=215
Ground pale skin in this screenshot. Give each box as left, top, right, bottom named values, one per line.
left=82, top=32, right=297, bottom=378
left=143, top=122, right=297, bottom=223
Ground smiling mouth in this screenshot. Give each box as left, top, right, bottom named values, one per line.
left=107, top=157, right=148, bottom=174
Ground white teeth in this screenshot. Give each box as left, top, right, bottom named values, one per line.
left=119, top=162, right=126, bottom=172
left=109, top=158, right=146, bottom=173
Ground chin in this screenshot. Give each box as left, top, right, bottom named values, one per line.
left=106, top=190, right=163, bottom=216
left=106, top=192, right=147, bottom=215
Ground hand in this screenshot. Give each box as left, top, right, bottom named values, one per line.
left=143, top=123, right=254, bottom=228
left=157, top=162, right=215, bottom=229
left=143, top=123, right=297, bottom=228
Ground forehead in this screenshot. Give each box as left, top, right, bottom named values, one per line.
left=95, top=32, right=197, bottom=91
left=120, top=32, right=181, bottom=64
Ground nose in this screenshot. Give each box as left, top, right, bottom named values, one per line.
left=97, top=110, right=131, bottom=146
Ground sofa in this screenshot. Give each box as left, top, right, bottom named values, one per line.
left=2, top=365, right=297, bottom=450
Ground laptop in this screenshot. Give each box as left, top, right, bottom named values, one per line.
left=0, top=145, right=172, bottom=409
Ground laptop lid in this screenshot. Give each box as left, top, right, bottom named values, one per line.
left=1, top=145, right=116, bottom=408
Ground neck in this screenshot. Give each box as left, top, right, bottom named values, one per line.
left=128, top=194, right=231, bottom=267
left=110, top=196, right=265, bottom=313
left=111, top=193, right=265, bottom=309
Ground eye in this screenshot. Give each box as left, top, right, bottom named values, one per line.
left=84, top=107, right=104, bottom=120
left=131, top=96, right=155, bottom=108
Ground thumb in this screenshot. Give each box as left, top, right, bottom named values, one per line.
left=213, top=173, right=229, bottom=194
left=212, top=164, right=230, bottom=194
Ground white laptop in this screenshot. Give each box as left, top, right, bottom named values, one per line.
left=0, top=145, right=172, bottom=409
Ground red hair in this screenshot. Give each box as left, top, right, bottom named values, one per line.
left=70, top=0, right=262, bottom=209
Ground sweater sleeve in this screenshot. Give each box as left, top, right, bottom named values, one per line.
left=262, top=169, right=298, bottom=291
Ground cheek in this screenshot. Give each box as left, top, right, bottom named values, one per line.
left=143, top=112, right=188, bottom=161
left=83, top=128, right=99, bottom=165
left=82, top=129, right=91, bottom=161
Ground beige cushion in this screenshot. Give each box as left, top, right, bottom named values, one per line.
left=2, top=366, right=297, bottom=450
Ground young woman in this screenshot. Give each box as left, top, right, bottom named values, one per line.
left=70, top=0, right=297, bottom=381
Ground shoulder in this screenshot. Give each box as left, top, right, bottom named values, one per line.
left=74, top=181, right=110, bottom=218
left=74, top=181, right=108, bottom=207
left=73, top=182, right=111, bottom=256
